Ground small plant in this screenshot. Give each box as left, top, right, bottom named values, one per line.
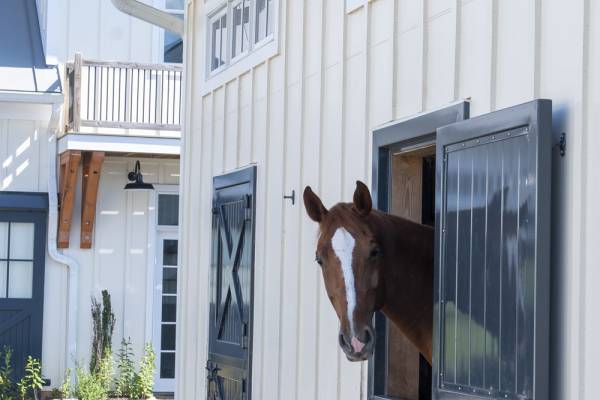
left=90, top=290, right=115, bottom=374
left=16, top=356, right=43, bottom=400
left=0, top=346, right=13, bottom=400
left=57, top=368, right=72, bottom=399
left=114, top=338, right=135, bottom=397
left=130, top=344, right=156, bottom=400
left=73, top=366, right=108, bottom=400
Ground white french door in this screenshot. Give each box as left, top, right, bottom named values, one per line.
left=153, top=232, right=178, bottom=392
left=152, top=189, right=180, bottom=393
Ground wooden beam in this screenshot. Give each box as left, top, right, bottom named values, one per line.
left=57, top=150, right=81, bottom=248
left=80, top=151, right=104, bottom=249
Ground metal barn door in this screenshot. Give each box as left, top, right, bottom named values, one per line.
left=432, top=100, right=552, bottom=400
left=208, top=166, right=256, bottom=400
left=0, top=194, right=47, bottom=379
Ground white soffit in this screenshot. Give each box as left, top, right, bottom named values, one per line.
left=58, top=133, right=181, bottom=156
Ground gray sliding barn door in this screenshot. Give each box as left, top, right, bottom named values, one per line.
left=207, top=166, right=256, bottom=400
left=433, top=100, right=552, bottom=400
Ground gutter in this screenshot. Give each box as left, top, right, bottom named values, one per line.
left=46, top=97, right=80, bottom=376
left=111, top=0, right=184, bottom=35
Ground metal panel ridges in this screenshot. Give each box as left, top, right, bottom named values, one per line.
left=440, top=129, right=534, bottom=400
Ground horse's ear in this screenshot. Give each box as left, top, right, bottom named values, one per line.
left=353, top=181, right=372, bottom=216
left=303, top=186, right=328, bottom=223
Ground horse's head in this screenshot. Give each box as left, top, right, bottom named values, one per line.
left=303, top=181, right=384, bottom=361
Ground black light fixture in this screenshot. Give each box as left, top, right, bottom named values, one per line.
left=124, top=160, right=154, bottom=190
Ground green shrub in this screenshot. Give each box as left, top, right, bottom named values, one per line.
left=129, top=344, right=156, bottom=400
left=114, top=338, right=135, bottom=397
left=0, top=346, right=13, bottom=400
left=57, top=368, right=72, bottom=398
left=73, top=366, right=108, bottom=400
left=16, top=356, right=43, bottom=400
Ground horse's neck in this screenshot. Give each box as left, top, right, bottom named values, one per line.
left=372, top=211, right=434, bottom=362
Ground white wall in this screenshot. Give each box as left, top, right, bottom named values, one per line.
left=180, top=0, right=600, bottom=399
left=43, top=156, right=180, bottom=385
left=45, top=0, right=164, bottom=64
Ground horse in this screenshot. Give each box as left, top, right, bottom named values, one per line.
left=303, top=181, right=434, bottom=364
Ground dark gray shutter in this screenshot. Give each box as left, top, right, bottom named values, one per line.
left=0, top=193, right=47, bottom=379
left=432, top=100, right=551, bottom=400
left=207, top=166, right=256, bottom=400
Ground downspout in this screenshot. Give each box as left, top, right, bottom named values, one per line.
left=46, top=100, right=79, bottom=375
left=111, top=0, right=184, bottom=35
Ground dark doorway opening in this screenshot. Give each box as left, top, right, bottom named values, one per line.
left=369, top=103, right=469, bottom=400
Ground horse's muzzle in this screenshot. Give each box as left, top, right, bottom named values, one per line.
left=339, top=325, right=375, bottom=362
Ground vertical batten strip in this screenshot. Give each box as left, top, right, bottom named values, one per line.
left=489, top=0, right=498, bottom=111
left=533, top=0, right=541, bottom=97
left=293, top=0, right=307, bottom=397
left=315, top=0, right=326, bottom=397
left=578, top=1, right=591, bottom=399
left=420, top=0, right=428, bottom=111
left=453, top=0, right=461, bottom=101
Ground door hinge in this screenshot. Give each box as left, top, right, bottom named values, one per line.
left=244, top=194, right=252, bottom=220
left=554, top=132, right=566, bottom=157
left=242, top=323, right=249, bottom=349
left=241, top=378, right=248, bottom=400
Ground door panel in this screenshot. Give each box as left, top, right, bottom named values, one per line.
left=0, top=210, right=46, bottom=379
left=433, top=100, right=551, bottom=400
left=208, top=166, right=256, bottom=400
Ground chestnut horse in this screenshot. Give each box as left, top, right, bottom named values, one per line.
left=303, top=181, right=433, bottom=364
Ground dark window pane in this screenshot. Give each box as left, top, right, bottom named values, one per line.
left=163, top=239, right=178, bottom=266
left=162, top=295, right=177, bottom=323
left=163, top=267, right=177, bottom=294
left=158, top=194, right=179, bottom=226
left=163, top=15, right=184, bottom=63
left=160, top=352, right=175, bottom=379
left=161, top=324, right=176, bottom=351
left=255, top=0, right=267, bottom=43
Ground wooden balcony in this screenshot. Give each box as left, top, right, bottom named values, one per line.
left=65, top=53, right=182, bottom=135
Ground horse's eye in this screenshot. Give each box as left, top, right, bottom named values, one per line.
left=315, top=255, right=323, bottom=266
left=369, top=247, right=381, bottom=259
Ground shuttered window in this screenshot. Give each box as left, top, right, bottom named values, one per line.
left=433, top=100, right=552, bottom=400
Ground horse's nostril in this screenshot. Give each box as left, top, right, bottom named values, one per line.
left=339, top=333, right=349, bottom=349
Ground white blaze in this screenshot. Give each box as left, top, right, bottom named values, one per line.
left=331, top=227, right=357, bottom=336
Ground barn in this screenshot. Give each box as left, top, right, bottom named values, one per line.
left=178, top=0, right=599, bottom=399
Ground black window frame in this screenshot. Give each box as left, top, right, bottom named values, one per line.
left=370, top=102, right=470, bottom=400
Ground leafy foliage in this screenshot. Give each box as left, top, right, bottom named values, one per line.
left=129, top=344, right=156, bottom=400
left=16, top=356, right=43, bottom=400
left=114, top=338, right=135, bottom=397
left=0, top=349, right=44, bottom=400
left=0, top=347, right=13, bottom=400
left=73, top=365, right=109, bottom=400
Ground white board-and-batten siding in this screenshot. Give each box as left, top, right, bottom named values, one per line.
left=179, top=0, right=600, bottom=399
left=43, top=157, right=180, bottom=385
left=45, top=0, right=162, bottom=64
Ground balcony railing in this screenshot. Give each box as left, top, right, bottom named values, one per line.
left=66, top=53, right=182, bottom=132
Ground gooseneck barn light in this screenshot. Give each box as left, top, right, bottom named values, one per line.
left=124, top=160, right=154, bottom=190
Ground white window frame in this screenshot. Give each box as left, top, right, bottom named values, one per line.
left=229, top=0, right=251, bottom=63
left=202, top=0, right=280, bottom=94
left=145, top=185, right=180, bottom=394
left=207, top=6, right=229, bottom=75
